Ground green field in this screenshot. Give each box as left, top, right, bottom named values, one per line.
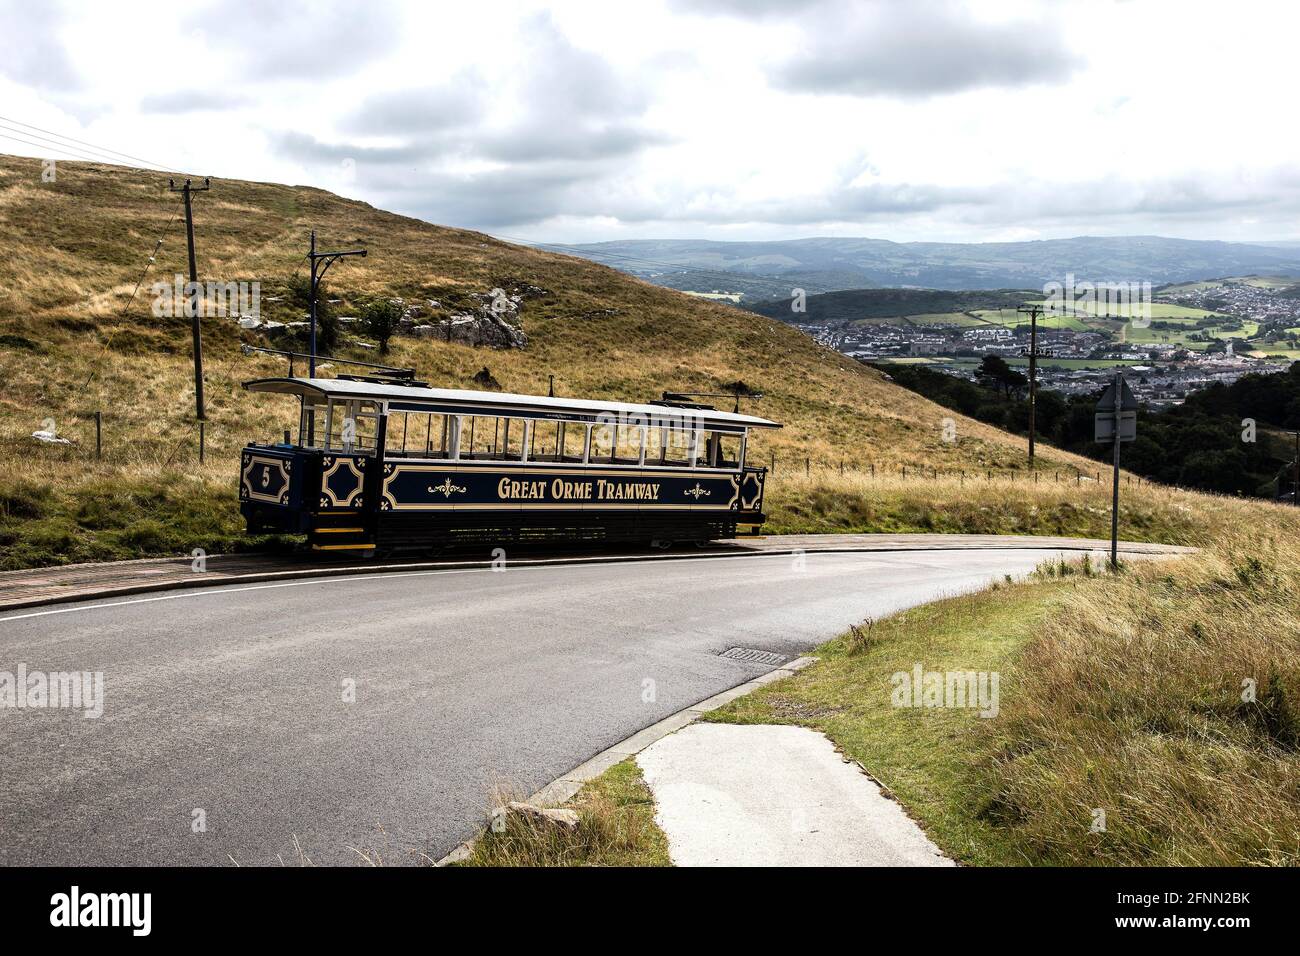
left=1159, top=275, right=1300, bottom=293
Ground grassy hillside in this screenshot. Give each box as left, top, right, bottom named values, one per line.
left=0, top=152, right=1288, bottom=567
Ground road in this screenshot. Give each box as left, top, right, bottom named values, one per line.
left=0, top=547, right=1112, bottom=865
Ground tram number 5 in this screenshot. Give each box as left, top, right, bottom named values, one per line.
left=260, top=468, right=270, bottom=489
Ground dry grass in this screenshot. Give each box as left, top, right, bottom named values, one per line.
left=976, top=519, right=1300, bottom=865
left=458, top=761, right=670, bottom=867
left=763, top=468, right=1265, bottom=548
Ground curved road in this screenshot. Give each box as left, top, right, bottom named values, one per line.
left=1, top=547, right=1103, bottom=865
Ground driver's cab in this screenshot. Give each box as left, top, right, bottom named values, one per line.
left=297, top=397, right=382, bottom=455
left=238, top=379, right=388, bottom=536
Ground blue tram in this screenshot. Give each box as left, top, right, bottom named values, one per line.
left=238, top=376, right=781, bottom=554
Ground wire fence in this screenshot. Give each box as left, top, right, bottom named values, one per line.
left=762, top=453, right=1148, bottom=487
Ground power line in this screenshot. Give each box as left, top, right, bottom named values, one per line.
left=0, top=130, right=129, bottom=167
left=0, top=122, right=170, bottom=172
left=0, top=113, right=188, bottom=174
left=79, top=201, right=187, bottom=392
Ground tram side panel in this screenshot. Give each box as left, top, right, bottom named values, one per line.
left=375, top=461, right=752, bottom=548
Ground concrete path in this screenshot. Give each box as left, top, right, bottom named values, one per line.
left=0, top=533, right=1193, bottom=611
left=638, top=723, right=952, bottom=866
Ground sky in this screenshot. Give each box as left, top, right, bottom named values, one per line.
left=1, top=0, right=1297, bottom=245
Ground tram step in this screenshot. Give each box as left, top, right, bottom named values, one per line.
left=307, top=516, right=374, bottom=552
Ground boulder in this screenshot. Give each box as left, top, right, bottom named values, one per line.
left=504, top=801, right=580, bottom=830
left=471, top=366, right=501, bottom=390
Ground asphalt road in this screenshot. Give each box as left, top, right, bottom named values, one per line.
left=0, top=547, right=1100, bottom=866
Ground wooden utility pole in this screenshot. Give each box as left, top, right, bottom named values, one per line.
left=1018, top=304, right=1042, bottom=467
left=169, top=177, right=210, bottom=459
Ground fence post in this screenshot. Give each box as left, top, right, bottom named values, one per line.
left=870, top=462, right=875, bottom=478
left=805, top=456, right=809, bottom=476
left=94, top=411, right=102, bottom=461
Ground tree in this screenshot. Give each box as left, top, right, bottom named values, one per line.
left=976, top=355, right=1028, bottom=398
left=359, top=298, right=404, bottom=355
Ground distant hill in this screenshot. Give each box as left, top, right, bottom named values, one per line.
left=746, top=288, right=1036, bottom=324
left=555, top=236, right=1300, bottom=296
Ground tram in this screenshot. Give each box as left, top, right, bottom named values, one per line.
left=238, top=375, right=781, bottom=554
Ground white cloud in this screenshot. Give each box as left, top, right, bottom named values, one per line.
left=0, top=0, right=1295, bottom=244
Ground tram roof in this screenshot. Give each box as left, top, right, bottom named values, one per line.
left=242, top=377, right=782, bottom=429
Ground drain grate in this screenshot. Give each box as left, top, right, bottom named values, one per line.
left=719, top=646, right=788, bottom=666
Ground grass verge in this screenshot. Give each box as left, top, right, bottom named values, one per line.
left=706, top=529, right=1300, bottom=866
left=456, top=760, right=670, bottom=867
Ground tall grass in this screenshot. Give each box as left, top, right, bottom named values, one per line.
left=975, top=519, right=1300, bottom=865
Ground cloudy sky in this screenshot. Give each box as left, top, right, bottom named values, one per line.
left=1, top=0, right=1296, bottom=244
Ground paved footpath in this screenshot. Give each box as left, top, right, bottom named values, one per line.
left=0, top=533, right=1193, bottom=612
left=637, top=723, right=953, bottom=867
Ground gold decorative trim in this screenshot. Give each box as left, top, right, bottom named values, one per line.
left=320, top=457, right=365, bottom=508
left=241, top=455, right=291, bottom=505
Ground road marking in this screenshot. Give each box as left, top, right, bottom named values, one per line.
left=0, top=550, right=967, bottom=624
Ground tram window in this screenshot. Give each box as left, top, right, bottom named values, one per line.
left=695, top=431, right=714, bottom=467
left=501, top=418, right=525, bottom=461
left=461, top=415, right=524, bottom=460
left=394, top=412, right=450, bottom=457
left=645, top=426, right=665, bottom=464
left=560, top=422, right=588, bottom=462
left=589, top=422, right=615, bottom=464
left=661, top=429, right=692, bottom=466
left=529, top=420, right=561, bottom=461
left=614, top=423, right=644, bottom=464
left=325, top=400, right=379, bottom=454
left=718, top=433, right=743, bottom=468
left=299, top=403, right=327, bottom=449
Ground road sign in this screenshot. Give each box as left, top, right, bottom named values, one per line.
left=1095, top=377, right=1137, bottom=412
left=1094, top=410, right=1136, bottom=443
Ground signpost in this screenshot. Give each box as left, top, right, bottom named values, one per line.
left=1094, top=372, right=1137, bottom=571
